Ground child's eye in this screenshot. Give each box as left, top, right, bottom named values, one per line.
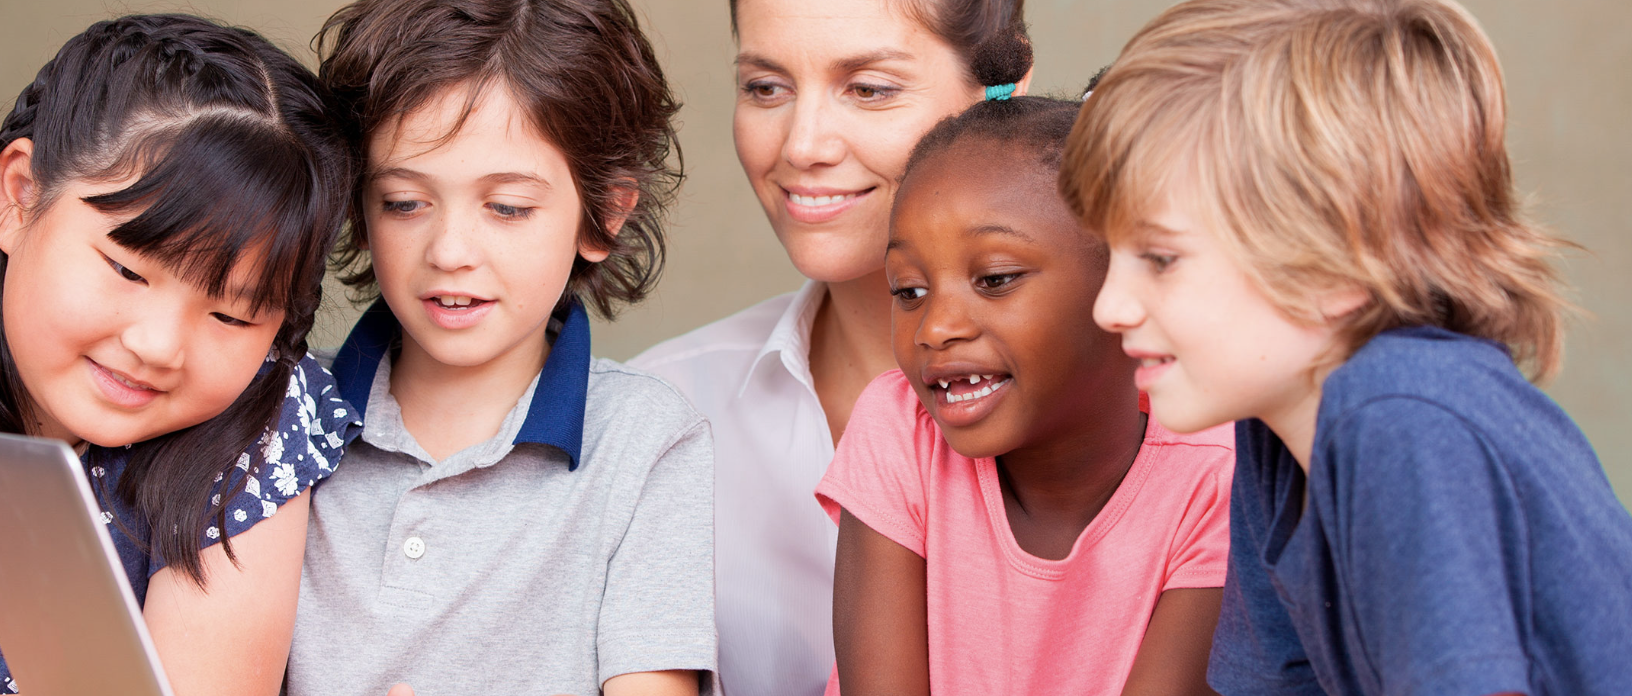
left=211, top=312, right=250, bottom=327
left=891, top=286, right=927, bottom=303
left=488, top=203, right=534, bottom=220
left=975, top=273, right=1021, bottom=291
left=103, top=254, right=146, bottom=284
left=382, top=200, right=425, bottom=216
left=1140, top=252, right=1178, bottom=273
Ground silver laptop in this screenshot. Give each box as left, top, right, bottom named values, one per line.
left=0, top=432, right=175, bottom=696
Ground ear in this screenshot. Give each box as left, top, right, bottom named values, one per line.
left=0, top=138, right=39, bottom=254
left=1316, top=282, right=1370, bottom=322
left=1014, top=65, right=1037, bottom=97
left=580, top=184, right=639, bottom=264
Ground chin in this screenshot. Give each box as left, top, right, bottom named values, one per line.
left=779, top=236, right=885, bottom=283
left=1147, top=397, right=1228, bottom=435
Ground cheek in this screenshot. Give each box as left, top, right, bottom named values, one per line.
left=186, top=325, right=281, bottom=417
left=732, top=107, right=782, bottom=177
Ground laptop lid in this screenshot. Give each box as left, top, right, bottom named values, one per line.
left=0, top=432, right=175, bottom=696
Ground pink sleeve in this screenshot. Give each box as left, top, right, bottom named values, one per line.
left=1162, top=442, right=1234, bottom=591
left=815, top=370, right=932, bottom=558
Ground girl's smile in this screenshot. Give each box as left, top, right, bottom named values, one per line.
left=887, top=136, right=1133, bottom=459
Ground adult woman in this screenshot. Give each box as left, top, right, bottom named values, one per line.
left=632, top=1, right=1032, bottom=693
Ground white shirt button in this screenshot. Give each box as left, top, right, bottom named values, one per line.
left=403, top=536, right=426, bottom=559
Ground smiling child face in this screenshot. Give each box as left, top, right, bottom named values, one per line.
left=886, top=137, right=1136, bottom=459
left=364, top=83, right=607, bottom=374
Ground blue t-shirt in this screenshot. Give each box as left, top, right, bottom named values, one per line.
left=0, top=354, right=361, bottom=694
left=1207, top=326, right=1632, bottom=696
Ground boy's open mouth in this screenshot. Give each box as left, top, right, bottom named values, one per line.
left=432, top=295, right=490, bottom=310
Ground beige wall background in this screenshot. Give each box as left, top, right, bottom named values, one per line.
left=3, top=0, right=1628, bottom=505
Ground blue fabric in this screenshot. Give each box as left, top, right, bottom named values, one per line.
left=1208, top=326, right=1632, bottom=696
left=331, top=298, right=591, bottom=468
left=0, top=353, right=360, bottom=694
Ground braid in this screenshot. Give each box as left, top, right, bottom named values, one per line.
left=0, top=14, right=350, bottom=586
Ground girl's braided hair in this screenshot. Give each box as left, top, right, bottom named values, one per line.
left=0, top=14, right=351, bottom=584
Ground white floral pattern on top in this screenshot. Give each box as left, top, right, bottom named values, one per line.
left=0, top=354, right=361, bottom=696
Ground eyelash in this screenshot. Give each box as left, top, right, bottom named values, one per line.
left=381, top=200, right=534, bottom=221
left=975, top=273, right=1021, bottom=291
left=1140, top=252, right=1178, bottom=273
left=739, top=80, right=901, bottom=104
left=105, top=254, right=252, bottom=327
left=488, top=202, right=534, bottom=220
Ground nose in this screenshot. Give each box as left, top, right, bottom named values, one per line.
left=781, top=95, right=845, bottom=170
left=424, top=207, right=482, bottom=272
left=120, top=303, right=186, bottom=372
left=915, top=289, right=979, bottom=350
left=1093, top=253, right=1146, bottom=334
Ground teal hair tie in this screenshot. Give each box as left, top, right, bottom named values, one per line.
left=984, top=83, right=1017, bottom=101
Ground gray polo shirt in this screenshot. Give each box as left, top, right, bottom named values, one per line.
left=286, top=302, right=715, bottom=696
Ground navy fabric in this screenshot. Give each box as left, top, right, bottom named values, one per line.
left=332, top=298, right=591, bottom=468
left=1208, top=326, right=1632, bottom=696
left=0, top=353, right=360, bottom=694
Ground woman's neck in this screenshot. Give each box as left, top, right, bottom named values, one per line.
left=389, top=334, right=548, bottom=462
left=809, top=269, right=897, bottom=445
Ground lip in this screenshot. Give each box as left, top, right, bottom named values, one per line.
left=780, top=185, right=874, bottom=224
left=86, top=358, right=164, bottom=409
left=1125, top=348, right=1175, bottom=391
left=420, top=292, right=496, bottom=331
left=919, top=362, right=1013, bottom=430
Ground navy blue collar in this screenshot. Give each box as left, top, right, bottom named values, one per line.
left=331, top=299, right=592, bottom=469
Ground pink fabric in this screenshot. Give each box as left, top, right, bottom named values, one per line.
left=816, top=370, right=1233, bottom=695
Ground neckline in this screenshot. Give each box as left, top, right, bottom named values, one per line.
left=974, top=416, right=1159, bottom=580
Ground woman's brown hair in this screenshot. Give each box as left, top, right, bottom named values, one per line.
left=317, top=0, right=681, bottom=318
left=1060, top=0, right=1573, bottom=381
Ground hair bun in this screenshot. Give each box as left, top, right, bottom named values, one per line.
left=970, top=26, right=1033, bottom=87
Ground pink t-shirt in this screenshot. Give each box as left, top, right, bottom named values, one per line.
left=815, top=370, right=1233, bottom=695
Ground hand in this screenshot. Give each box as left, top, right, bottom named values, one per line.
left=386, top=684, right=415, bottom=696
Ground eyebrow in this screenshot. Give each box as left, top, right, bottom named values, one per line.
left=367, top=167, right=551, bottom=191
left=735, top=49, right=915, bottom=75
left=970, top=223, right=1036, bottom=243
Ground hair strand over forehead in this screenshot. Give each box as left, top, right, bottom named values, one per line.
left=1059, top=0, right=1574, bottom=381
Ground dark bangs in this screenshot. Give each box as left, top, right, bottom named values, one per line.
left=82, top=114, right=331, bottom=317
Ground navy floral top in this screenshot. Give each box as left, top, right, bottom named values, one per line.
left=0, top=354, right=361, bottom=694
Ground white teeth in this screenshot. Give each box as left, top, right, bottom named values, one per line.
left=437, top=295, right=475, bottom=307
left=942, top=377, right=1009, bottom=404
left=1140, top=357, right=1172, bottom=367
left=789, top=192, right=858, bottom=207
left=110, top=372, right=152, bottom=391
left=938, top=379, right=950, bottom=389
left=982, top=374, right=992, bottom=381
left=969, top=374, right=982, bottom=385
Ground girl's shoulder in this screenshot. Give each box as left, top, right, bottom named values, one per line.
left=209, top=354, right=362, bottom=541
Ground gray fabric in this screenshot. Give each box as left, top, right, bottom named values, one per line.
left=286, top=356, right=716, bottom=696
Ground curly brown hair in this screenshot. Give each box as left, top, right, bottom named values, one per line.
left=316, top=0, right=681, bottom=318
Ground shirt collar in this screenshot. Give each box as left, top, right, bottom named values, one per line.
left=740, top=280, right=826, bottom=398
left=332, top=298, right=592, bottom=469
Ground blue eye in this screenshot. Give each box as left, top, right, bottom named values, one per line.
left=103, top=254, right=145, bottom=284
left=488, top=203, right=534, bottom=220
left=382, top=200, right=425, bottom=216
left=1140, top=253, right=1177, bottom=273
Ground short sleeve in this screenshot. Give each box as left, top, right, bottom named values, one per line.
left=1161, top=443, right=1233, bottom=591
left=1322, top=398, right=1531, bottom=696
left=814, top=370, right=934, bottom=558
left=596, top=418, right=718, bottom=689
left=202, top=354, right=362, bottom=548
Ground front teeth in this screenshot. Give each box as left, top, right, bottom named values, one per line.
left=788, top=192, right=858, bottom=207
left=110, top=371, right=152, bottom=391
left=938, top=375, right=1007, bottom=404
left=1139, top=357, right=1173, bottom=367
left=437, top=295, right=474, bottom=307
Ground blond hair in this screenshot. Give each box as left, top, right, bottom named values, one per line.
left=1059, top=0, right=1573, bottom=380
